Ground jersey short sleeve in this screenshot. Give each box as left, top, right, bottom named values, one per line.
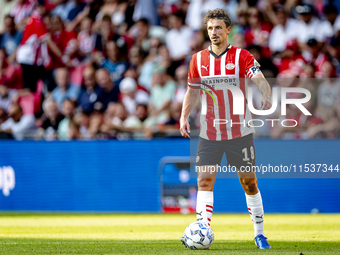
left=21, top=15, right=49, bottom=44
left=242, top=50, right=262, bottom=79
left=187, top=53, right=201, bottom=87
left=35, top=18, right=49, bottom=40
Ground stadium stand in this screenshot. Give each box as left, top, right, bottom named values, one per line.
left=0, top=0, right=339, bottom=140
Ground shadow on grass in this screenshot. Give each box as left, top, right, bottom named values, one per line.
left=0, top=239, right=339, bottom=255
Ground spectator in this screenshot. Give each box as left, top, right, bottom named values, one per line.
left=235, top=3, right=248, bottom=34
left=95, top=0, right=127, bottom=27
left=329, top=37, right=340, bottom=77
left=276, top=39, right=306, bottom=79
left=0, top=85, right=17, bottom=111
left=94, top=15, right=115, bottom=56
left=78, top=65, right=104, bottom=112
left=99, top=40, right=128, bottom=86
left=138, top=57, right=156, bottom=91
left=101, top=102, right=144, bottom=136
left=323, top=4, right=340, bottom=36
left=0, top=15, right=22, bottom=59
left=67, top=0, right=86, bottom=22
left=315, top=62, right=340, bottom=118
left=0, top=0, right=19, bottom=33
left=0, top=103, right=36, bottom=139
left=134, top=18, right=151, bottom=52
left=163, top=101, right=181, bottom=129
left=0, top=48, right=22, bottom=89
left=268, top=5, right=302, bottom=54
left=132, top=0, right=158, bottom=26
left=36, top=99, right=64, bottom=140
left=10, top=0, right=36, bottom=30
left=135, top=103, right=148, bottom=124
left=49, top=15, right=77, bottom=70
left=248, top=44, right=278, bottom=78
left=68, top=118, right=80, bottom=139
left=145, top=66, right=176, bottom=126
left=50, top=0, right=75, bottom=22
left=128, top=45, right=144, bottom=68
left=77, top=16, right=97, bottom=60
left=149, top=101, right=182, bottom=138
left=297, top=63, right=319, bottom=113
left=159, top=44, right=178, bottom=78
left=245, top=6, right=272, bottom=58
left=304, top=38, right=330, bottom=78
left=119, top=76, right=149, bottom=114
left=95, top=68, right=120, bottom=111
left=138, top=43, right=173, bottom=90
left=173, top=64, right=187, bottom=103
left=16, top=1, right=62, bottom=93
left=166, top=11, right=193, bottom=61
left=111, top=101, right=128, bottom=126
left=76, top=110, right=92, bottom=139
left=307, top=109, right=339, bottom=138
left=295, top=4, right=333, bottom=46
left=52, top=68, right=80, bottom=110
left=58, top=98, right=75, bottom=140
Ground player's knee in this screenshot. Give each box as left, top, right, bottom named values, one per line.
left=198, top=178, right=214, bottom=191
left=241, top=178, right=257, bottom=193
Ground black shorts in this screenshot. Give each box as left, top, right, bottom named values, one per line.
left=196, top=134, right=256, bottom=169
left=21, top=64, right=44, bottom=93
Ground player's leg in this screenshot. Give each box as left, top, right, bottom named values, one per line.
left=238, top=172, right=270, bottom=248
left=195, top=138, right=223, bottom=226
left=226, top=134, right=271, bottom=249
left=237, top=171, right=265, bottom=237
left=196, top=164, right=218, bottom=225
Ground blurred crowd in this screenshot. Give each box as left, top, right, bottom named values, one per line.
left=0, top=0, right=339, bottom=140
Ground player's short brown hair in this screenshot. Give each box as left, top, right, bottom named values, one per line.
left=203, top=9, right=232, bottom=28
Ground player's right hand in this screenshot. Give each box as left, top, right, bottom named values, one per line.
left=180, top=118, right=190, bottom=138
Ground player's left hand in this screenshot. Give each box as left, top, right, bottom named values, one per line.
left=260, top=97, right=272, bottom=110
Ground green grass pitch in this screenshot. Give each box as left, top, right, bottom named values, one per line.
left=0, top=214, right=339, bottom=254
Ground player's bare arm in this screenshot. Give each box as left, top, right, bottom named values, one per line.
left=252, top=73, right=272, bottom=110
left=46, top=36, right=63, bottom=58
left=180, top=87, right=198, bottom=138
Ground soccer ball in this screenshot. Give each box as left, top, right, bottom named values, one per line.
left=182, top=222, right=214, bottom=250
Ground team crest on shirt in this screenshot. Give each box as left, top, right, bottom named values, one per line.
left=226, top=63, right=235, bottom=70
left=196, top=156, right=200, bottom=163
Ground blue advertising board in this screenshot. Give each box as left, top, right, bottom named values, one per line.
left=0, top=139, right=339, bottom=212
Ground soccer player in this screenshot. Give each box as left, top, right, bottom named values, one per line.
left=180, top=9, right=272, bottom=249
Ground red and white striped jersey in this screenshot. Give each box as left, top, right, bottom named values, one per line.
left=188, top=45, right=261, bottom=141
left=16, top=12, right=49, bottom=66
left=11, top=0, right=36, bottom=25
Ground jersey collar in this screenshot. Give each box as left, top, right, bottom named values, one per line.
left=209, top=44, right=231, bottom=59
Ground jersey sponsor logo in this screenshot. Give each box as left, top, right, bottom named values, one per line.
left=226, top=63, right=235, bottom=70
left=201, top=77, right=238, bottom=88
left=201, top=64, right=209, bottom=71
